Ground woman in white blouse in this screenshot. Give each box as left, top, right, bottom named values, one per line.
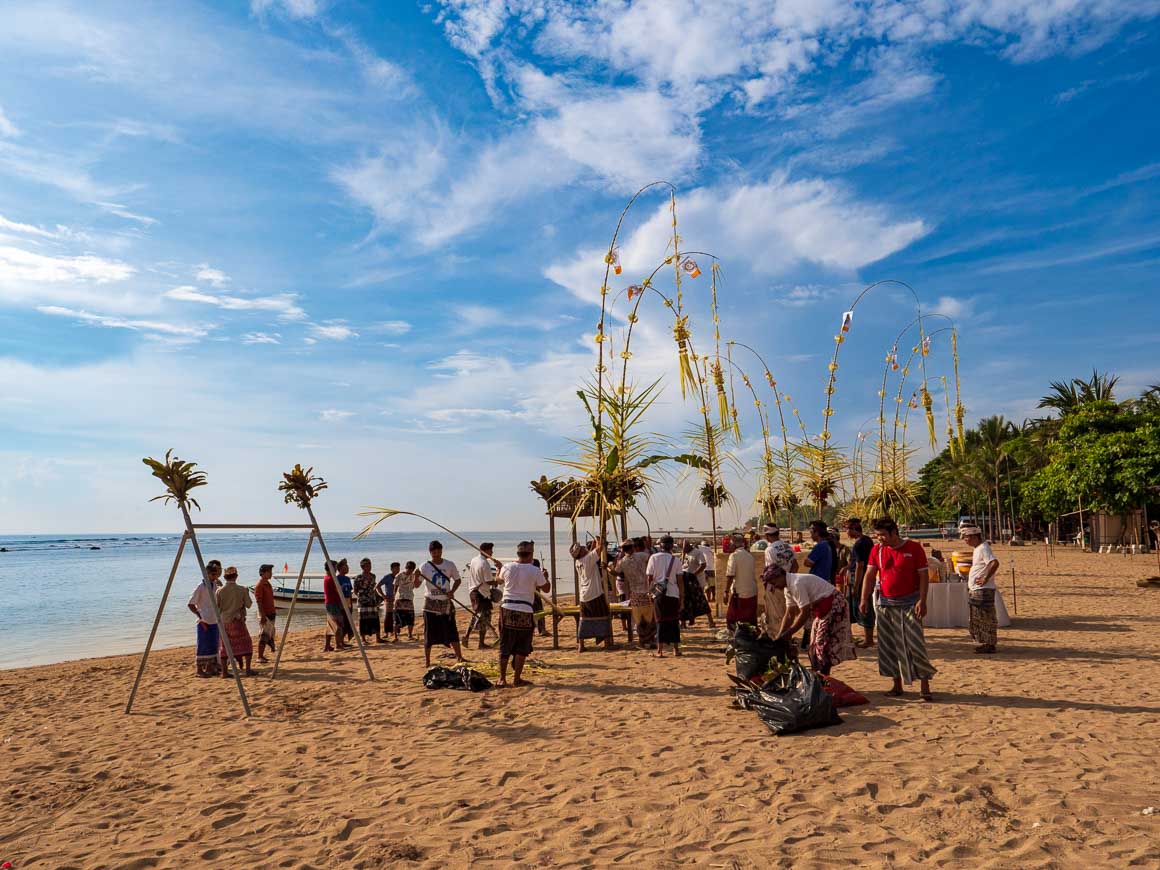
left=763, top=546, right=857, bottom=675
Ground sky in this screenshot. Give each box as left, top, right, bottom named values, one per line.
left=1, top=0, right=1159, bottom=534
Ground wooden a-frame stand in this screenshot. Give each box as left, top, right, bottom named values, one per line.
left=125, top=506, right=373, bottom=718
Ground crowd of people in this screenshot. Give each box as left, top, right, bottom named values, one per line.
left=184, top=517, right=1003, bottom=696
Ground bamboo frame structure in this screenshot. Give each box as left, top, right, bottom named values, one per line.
left=125, top=519, right=317, bottom=716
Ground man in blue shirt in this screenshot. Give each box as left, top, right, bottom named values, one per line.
left=804, top=520, right=834, bottom=581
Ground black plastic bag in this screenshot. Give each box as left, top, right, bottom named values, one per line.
left=749, top=663, right=840, bottom=735
left=422, top=664, right=493, bottom=692
left=730, top=623, right=793, bottom=682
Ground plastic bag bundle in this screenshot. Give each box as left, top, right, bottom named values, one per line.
left=728, top=623, right=793, bottom=682
left=729, top=664, right=841, bottom=735
left=422, top=664, right=493, bottom=692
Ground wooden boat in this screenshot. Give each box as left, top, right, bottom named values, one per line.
left=267, top=573, right=327, bottom=610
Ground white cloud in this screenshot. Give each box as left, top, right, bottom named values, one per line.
left=0, top=105, right=20, bottom=138
left=545, top=173, right=928, bottom=309
left=931, top=295, right=969, bottom=318
left=0, top=245, right=134, bottom=285
left=376, top=320, right=412, bottom=336
left=165, top=285, right=306, bottom=320
left=319, top=408, right=353, bottom=422
left=309, top=322, right=358, bottom=340
left=0, top=214, right=56, bottom=239
left=35, top=305, right=208, bottom=338
left=241, top=331, right=281, bottom=345
left=195, top=264, right=229, bottom=287
left=91, top=202, right=157, bottom=226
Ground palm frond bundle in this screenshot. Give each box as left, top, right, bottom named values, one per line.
left=142, top=449, right=207, bottom=511
left=279, top=464, right=328, bottom=509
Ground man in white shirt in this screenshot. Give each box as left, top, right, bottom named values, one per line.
left=759, top=525, right=793, bottom=639
left=496, top=541, right=550, bottom=687
left=465, top=542, right=501, bottom=650
left=647, top=535, right=684, bottom=657
left=724, top=537, right=758, bottom=629
left=572, top=537, right=612, bottom=651
left=963, top=526, right=1000, bottom=654
left=186, top=559, right=223, bottom=677
left=419, top=540, right=464, bottom=667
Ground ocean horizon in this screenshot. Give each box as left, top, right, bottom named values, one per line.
left=0, top=528, right=638, bottom=670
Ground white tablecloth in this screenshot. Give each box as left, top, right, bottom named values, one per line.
left=924, top=583, right=1012, bottom=628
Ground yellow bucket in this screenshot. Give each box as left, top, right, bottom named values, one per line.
left=950, top=550, right=973, bottom=578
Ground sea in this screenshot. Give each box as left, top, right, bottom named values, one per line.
left=0, top=530, right=585, bottom=670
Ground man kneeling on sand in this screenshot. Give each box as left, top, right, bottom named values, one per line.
left=496, top=541, right=550, bottom=687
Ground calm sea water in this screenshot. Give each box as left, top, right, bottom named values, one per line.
left=0, top=530, right=585, bottom=669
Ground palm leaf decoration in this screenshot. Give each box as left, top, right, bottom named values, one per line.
left=355, top=507, right=477, bottom=551
left=279, top=463, right=328, bottom=508
left=142, top=449, right=207, bottom=511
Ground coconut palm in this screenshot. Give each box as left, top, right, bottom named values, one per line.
left=142, top=449, right=208, bottom=511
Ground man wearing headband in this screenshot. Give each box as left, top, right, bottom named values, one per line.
left=759, top=525, right=792, bottom=639
left=216, top=565, right=254, bottom=678
left=571, top=537, right=613, bottom=652
left=495, top=541, right=550, bottom=687
left=725, top=535, right=757, bottom=630
left=466, top=543, right=501, bottom=650
left=963, top=526, right=1000, bottom=654
left=419, top=541, right=465, bottom=667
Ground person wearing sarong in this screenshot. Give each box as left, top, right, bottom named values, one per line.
left=680, top=541, right=715, bottom=628
left=963, top=526, right=1000, bottom=653
left=845, top=518, right=875, bottom=648
left=378, top=562, right=399, bottom=641
left=353, top=558, right=385, bottom=644
left=647, top=536, right=684, bottom=657
left=725, top=538, right=758, bottom=629
left=861, top=517, right=936, bottom=701
left=392, top=561, right=417, bottom=641
left=760, top=532, right=793, bottom=640
left=187, top=560, right=222, bottom=677
left=617, top=539, right=654, bottom=647
left=216, top=565, right=254, bottom=677
left=335, top=560, right=355, bottom=647
left=763, top=545, right=856, bottom=675
left=466, top=544, right=501, bottom=650
left=573, top=538, right=612, bottom=651
left=254, top=563, right=277, bottom=663
left=420, top=541, right=464, bottom=667
left=497, top=541, right=550, bottom=687
left=322, top=565, right=348, bottom=652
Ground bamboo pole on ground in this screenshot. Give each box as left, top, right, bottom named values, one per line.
left=125, top=531, right=188, bottom=714
left=269, top=530, right=315, bottom=680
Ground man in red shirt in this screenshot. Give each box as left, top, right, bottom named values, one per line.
left=860, top=517, right=937, bottom=700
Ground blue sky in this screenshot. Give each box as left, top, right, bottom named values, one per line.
left=1, top=0, right=1158, bottom=533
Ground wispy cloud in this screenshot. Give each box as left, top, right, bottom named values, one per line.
left=319, top=408, right=354, bottom=422
left=195, top=264, right=229, bottom=287
left=0, top=244, right=134, bottom=285
left=165, top=285, right=306, bottom=320
left=309, top=322, right=358, bottom=341
left=0, top=105, right=20, bottom=138
left=241, top=331, right=281, bottom=345
left=36, top=305, right=208, bottom=338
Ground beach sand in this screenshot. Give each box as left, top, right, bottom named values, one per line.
left=1, top=544, right=1158, bottom=868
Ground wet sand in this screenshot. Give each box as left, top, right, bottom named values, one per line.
left=1, top=544, right=1158, bottom=868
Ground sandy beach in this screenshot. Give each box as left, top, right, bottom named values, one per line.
left=2, top=543, right=1158, bottom=868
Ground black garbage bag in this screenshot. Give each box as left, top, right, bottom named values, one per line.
left=748, top=663, right=841, bottom=735
left=422, top=664, right=493, bottom=692
left=729, top=623, right=793, bottom=682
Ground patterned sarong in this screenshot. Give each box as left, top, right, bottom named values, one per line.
left=969, top=589, right=998, bottom=647
left=874, top=601, right=936, bottom=684
left=499, top=608, right=535, bottom=659
left=219, top=618, right=252, bottom=666
left=578, top=594, right=613, bottom=640
left=394, top=600, right=415, bottom=628
left=423, top=608, right=459, bottom=647
left=809, top=593, right=856, bottom=674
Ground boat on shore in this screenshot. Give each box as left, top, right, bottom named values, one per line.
left=266, top=573, right=327, bottom=610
